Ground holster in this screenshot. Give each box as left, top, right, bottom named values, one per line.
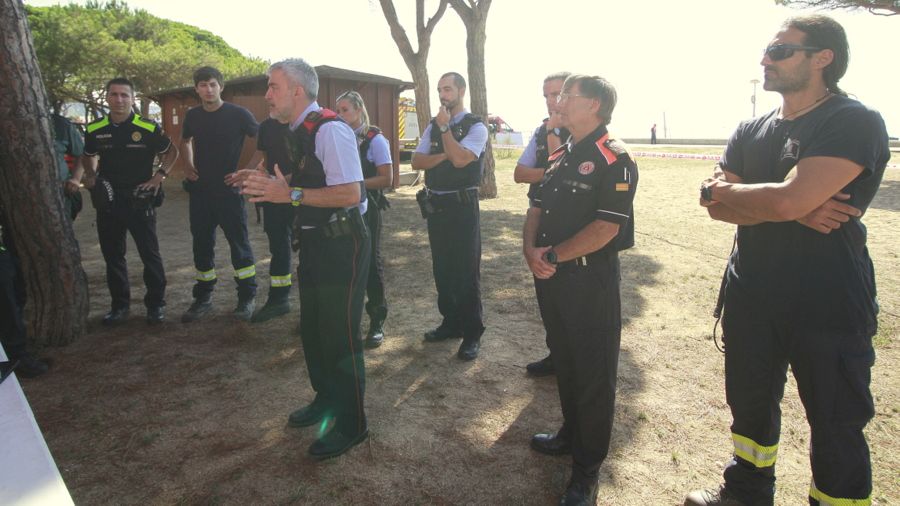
left=367, top=190, right=390, bottom=211
left=321, top=207, right=368, bottom=241
left=416, top=188, right=436, bottom=219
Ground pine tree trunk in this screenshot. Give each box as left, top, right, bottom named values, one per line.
left=0, top=0, right=89, bottom=346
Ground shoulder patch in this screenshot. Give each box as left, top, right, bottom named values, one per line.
left=548, top=144, right=567, bottom=162
left=302, top=108, right=339, bottom=133
left=131, top=115, right=157, bottom=133
left=366, top=126, right=382, bottom=140
left=86, top=116, right=110, bottom=134
left=594, top=133, right=617, bottom=165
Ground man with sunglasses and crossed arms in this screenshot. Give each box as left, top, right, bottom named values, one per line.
left=687, top=15, right=889, bottom=506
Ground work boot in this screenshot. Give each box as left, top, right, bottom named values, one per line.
left=308, top=426, right=369, bottom=460
left=251, top=298, right=290, bottom=323
left=457, top=337, right=481, bottom=361
left=423, top=326, right=462, bottom=342
left=233, top=297, right=256, bottom=321
left=14, top=353, right=50, bottom=378
left=531, top=431, right=572, bottom=456
left=559, top=480, right=599, bottom=506
left=684, top=486, right=747, bottom=506
left=526, top=354, right=555, bottom=377
left=181, top=295, right=212, bottom=323
left=365, top=320, right=385, bottom=349
left=146, top=306, right=165, bottom=325
left=102, top=307, right=130, bottom=326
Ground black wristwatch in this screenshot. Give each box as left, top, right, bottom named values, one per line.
left=544, top=248, right=558, bottom=265
left=700, top=184, right=713, bottom=202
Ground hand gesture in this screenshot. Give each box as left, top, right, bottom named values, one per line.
left=436, top=106, right=451, bottom=130
left=242, top=164, right=291, bottom=203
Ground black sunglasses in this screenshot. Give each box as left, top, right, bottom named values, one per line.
left=764, top=44, right=823, bottom=61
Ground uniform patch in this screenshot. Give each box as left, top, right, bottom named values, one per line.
left=578, top=161, right=595, bottom=175
left=131, top=131, right=142, bottom=142
left=615, top=183, right=630, bottom=192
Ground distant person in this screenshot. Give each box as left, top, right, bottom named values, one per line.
left=523, top=74, right=638, bottom=505
left=180, top=66, right=260, bottom=323
left=650, top=123, right=657, bottom=144
left=411, top=72, right=488, bottom=361
left=53, top=113, right=85, bottom=220
left=688, top=15, right=889, bottom=506
left=226, top=117, right=296, bottom=324
left=513, top=71, right=571, bottom=378
left=242, top=59, right=370, bottom=459
left=0, top=210, right=49, bottom=378
left=336, top=91, right=393, bottom=348
left=80, top=77, right=177, bottom=325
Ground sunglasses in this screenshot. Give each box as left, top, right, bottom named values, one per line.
left=764, top=44, right=823, bottom=61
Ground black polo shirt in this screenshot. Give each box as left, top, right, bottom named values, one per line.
left=182, top=102, right=259, bottom=192
left=528, top=124, right=638, bottom=253
left=721, top=95, right=890, bottom=334
left=84, top=113, right=172, bottom=190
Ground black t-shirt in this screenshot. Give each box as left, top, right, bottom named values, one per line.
left=182, top=102, right=259, bottom=192
left=528, top=124, right=638, bottom=254
left=256, top=118, right=295, bottom=176
left=84, top=113, right=172, bottom=190
left=720, top=95, right=890, bottom=333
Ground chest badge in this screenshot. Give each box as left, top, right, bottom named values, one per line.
left=131, top=131, right=142, bottom=142
left=781, top=137, right=800, bottom=162
left=578, top=161, right=595, bottom=175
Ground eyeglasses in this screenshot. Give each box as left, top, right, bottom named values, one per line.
left=764, top=44, right=823, bottom=61
left=556, top=93, right=591, bottom=103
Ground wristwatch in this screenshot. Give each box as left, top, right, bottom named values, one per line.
left=155, top=169, right=167, bottom=180
left=290, top=187, right=304, bottom=207
left=700, top=184, right=713, bottom=202
left=544, top=247, right=558, bottom=265
left=438, top=124, right=449, bottom=134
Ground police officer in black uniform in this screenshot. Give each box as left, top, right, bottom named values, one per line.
left=524, top=75, right=637, bottom=506
left=242, top=59, right=370, bottom=460
left=412, top=72, right=489, bottom=361
left=336, top=90, right=393, bottom=348
left=514, top=71, right=571, bottom=377
left=81, top=77, right=178, bottom=325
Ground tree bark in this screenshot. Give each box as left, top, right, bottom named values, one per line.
left=378, top=0, right=449, bottom=136
left=448, top=0, right=495, bottom=198
left=0, top=0, right=89, bottom=346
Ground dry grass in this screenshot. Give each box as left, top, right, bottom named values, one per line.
left=21, top=150, right=898, bottom=505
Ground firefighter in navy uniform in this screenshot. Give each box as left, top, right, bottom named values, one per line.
left=336, top=91, right=393, bottom=349
left=226, top=117, right=297, bottom=323
left=686, top=15, right=889, bottom=506
left=241, top=59, right=370, bottom=460
left=412, top=72, right=489, bottom=361
left=514, top=71, right=571, bottom=378
left=524, top=75, right=638, bottom=506
left=81, top=77, right=178, bottom=325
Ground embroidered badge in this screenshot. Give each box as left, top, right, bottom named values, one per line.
left=578, top=161, right=595, bottom=175
left=781, top=137, right=800, bottom=162
left=131, top=131, right=142, bottom=142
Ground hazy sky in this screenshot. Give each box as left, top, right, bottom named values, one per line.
left=26, top=0, right=899, bottom=139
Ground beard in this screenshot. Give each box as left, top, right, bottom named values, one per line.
left=763, top=66, right=811, bottom=94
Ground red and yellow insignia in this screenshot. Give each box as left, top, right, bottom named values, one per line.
left=578, top=161, right=595, bottom=175
left=615, top=183, right=630, bottom=192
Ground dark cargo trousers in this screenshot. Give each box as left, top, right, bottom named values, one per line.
left=721, top=306, right=875, bottom=505
left=262, top=203, right=293, bottom=303
left=362, top=202, right=387, bottom=325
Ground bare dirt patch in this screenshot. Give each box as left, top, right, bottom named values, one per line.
left=22, top=155, right=898, bottom=505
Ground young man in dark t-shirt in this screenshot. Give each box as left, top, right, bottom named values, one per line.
left=180, top=66, right=260, bottom=323
left=686, top=15, right=890, bottom=506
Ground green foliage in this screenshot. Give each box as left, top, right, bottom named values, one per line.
left=774, top=0, right=900, bottom=16
left=26, top=1, right=268, bottom=115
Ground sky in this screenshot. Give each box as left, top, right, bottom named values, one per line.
left=25, top=0, right=899, bottom=140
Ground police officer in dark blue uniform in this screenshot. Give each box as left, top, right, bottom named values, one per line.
left=81, top=77, right=178, bottom=325
left=524, top=75, right=637, bottom=506
left=336, top=90, right=393, bottom=348
left=514, top=71, right=571, bottom=377
left=242, top=59, right=370, bottom=460
left=686, top=15, right=889, bottom=506
left=180, top=66, right=260, bottom=323
left=412, top=72, right=489, bottom=361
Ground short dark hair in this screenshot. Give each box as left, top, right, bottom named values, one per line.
left=105, top=77, right=134, bottom=94
left=563, top=75, right=618, bottom=126
left=784, top=15, right=849, bottom=96
left=440, top=72, right=466, bottom=91
left=193, top=66, right=224, bottom=86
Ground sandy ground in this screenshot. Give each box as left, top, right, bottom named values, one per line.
left=20, top=156, right=898, bottom=505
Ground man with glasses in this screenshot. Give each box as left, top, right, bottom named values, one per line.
left=687, top=15, right=889, bottom=506
left=514, top=71, right=571, bottom=378
left=412, top=72, right=488, bottom=361
left=523, top=75, right=637, bottom=505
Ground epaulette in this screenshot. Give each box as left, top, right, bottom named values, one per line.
left=86, top=116, right=110, bottom=134
left=131, top=114, right=157, bottom=133
left=301, top=108, right=339, bottom=133
left=548, top=143, right=567, bottom=162
left=365, top=126, right=382, bottom=140
left=594, top=133, right=620, bottom=165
